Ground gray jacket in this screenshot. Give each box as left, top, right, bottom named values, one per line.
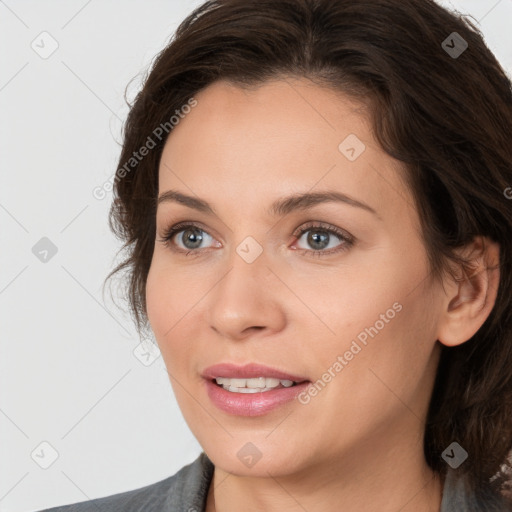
left=36, top=452, right=511, bottom=512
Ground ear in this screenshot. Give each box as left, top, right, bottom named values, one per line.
left=436, top=236, right=500, bottom=347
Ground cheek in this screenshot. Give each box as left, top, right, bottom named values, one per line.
left=145, top=257, right=207, bottom=370
left=145, top=261, right=184, bottom=361
left=146, top=254, right=196, bottom=335
left=146, top=263, right=206, bottom=423
left=145, top=262, right=167, bottom=336
left=322, top=284, right=439, bottom=422
left=307, top=253, right=437, bottom=391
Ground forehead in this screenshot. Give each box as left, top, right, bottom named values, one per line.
left=158, top=78, right=416, bottom=230
left=173, top=78, right=370, bottom=143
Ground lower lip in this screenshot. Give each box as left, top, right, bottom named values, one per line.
left=205, top=379, right=311, bottom=416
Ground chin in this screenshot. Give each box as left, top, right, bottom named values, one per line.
left=201, top=436, right=310, bottom=477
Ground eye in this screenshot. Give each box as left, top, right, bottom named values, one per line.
left=157, top=222, right=220, bottom=255
left=292, top=222, right=354, bottom=257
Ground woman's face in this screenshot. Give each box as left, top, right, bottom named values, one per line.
left=146, top=78, right=446, bottom=477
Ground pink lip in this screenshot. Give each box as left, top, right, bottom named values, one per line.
left=202, top=363, right=310, bottom=417
left=202, top=362, right=308, bottom=382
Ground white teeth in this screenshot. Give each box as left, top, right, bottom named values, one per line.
left=231, top=387, right=261, bottom=394
left=214, top=377, right=299, bottom=393
left=229, top=378, right=247, bottom=388
left=246, top=377, right=266, bottom=388
left=265, top=377, right=280, bottom=388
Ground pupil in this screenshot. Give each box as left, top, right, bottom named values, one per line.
left=308, top=231, right=329, bottom=250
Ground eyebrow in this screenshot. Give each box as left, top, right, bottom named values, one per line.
left=157, top=189, right=380, bottom=219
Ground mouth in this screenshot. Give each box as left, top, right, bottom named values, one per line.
left=201, top=363, right=311, bottom=415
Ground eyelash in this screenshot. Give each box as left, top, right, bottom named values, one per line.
left=157, top=221, right=355, bottom=258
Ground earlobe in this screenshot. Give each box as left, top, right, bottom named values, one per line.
left=436, top=236, right=500, bottom=348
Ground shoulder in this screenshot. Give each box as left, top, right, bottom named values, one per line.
left=441, top=467, right=512, bottom=512
left=35, top=452, right=214, bottom=512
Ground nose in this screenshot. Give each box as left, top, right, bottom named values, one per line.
left=206, top=244, right=287, bottom=342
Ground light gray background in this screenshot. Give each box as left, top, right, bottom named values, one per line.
left=1, top=1, right=511, bottom=511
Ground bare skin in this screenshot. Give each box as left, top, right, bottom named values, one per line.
left=145, top=78, right=500, bottom=512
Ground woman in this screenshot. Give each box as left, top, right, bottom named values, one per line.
left=40, top=0, right=512, bottom=510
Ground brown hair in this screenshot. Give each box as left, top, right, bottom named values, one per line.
left=105, top=0, right=512, bottom=501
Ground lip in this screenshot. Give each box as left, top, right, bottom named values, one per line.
left=202, top=362, right=309, bottom=382
left=202, top=363, right=311, bottom=417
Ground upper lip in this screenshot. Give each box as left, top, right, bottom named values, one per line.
left=202, top=363, right=309, bottom=382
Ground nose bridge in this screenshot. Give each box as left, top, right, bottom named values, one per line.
left=217, top=233, right=268, bottom=308
left=234, top=233, right=266, bottom=266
